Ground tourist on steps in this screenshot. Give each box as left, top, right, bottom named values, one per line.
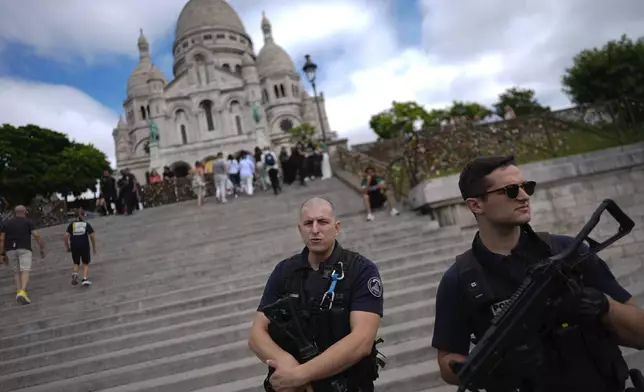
left=212, top=152, right=229, bottom=204
left=239, top=152, right=255, bottom=196
left=64, top=208, right=97, bottom=287
left=191, top=161, right=206, bottom=207
left=262, top=147, right=281, bottom=195
left=249, top=197, right=385, bottom=391
left=361, top=166, right=400, bottom=221
left=227, top=154, right=241, bottom=199
left=0, top=205, right=45, bottom=305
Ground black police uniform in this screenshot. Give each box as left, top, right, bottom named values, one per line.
left=258, top=242, right=385, bottom=392
left=432, top=224, right=632, bottom=392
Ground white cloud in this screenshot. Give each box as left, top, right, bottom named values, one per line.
left=0, top=78, right=118, bottom=166
left=0, top=0, right=643, bottom=149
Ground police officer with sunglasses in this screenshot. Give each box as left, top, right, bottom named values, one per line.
left=431, top=155, right=644, bottom=392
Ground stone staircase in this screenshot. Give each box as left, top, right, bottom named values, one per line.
left=0, top=177, right=642, bottom=392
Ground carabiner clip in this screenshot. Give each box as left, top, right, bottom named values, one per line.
left=320, top=271, right=339, bottom=309
left=320, top=291, right=335, bottom=309
left=335, top=262, right=345, bottom=281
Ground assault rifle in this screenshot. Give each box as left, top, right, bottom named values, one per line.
left=262, top=295, right=348, bottom=392
left=451, top=199, right=641, bottom=392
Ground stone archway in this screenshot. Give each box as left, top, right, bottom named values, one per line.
left=170, top=161, right=191, bottom=178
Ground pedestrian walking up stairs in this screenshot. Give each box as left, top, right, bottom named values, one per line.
left=0, top=177, right=643, bottom=392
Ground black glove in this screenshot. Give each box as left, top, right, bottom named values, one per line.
left=577, top=287, right=610, bottom=320
left=449, top=339, right=543, bottom=392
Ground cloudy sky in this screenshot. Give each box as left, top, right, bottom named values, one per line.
left=0, top=0, right=643, bottom=166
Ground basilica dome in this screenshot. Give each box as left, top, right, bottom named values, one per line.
left=175, top=0, right=247, bottom=39
left=256, top=13, right=296, bottom=77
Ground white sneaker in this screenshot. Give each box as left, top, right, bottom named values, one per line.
left=367, top=213, right=375, bottom=221
left=390, top=208, right=400, bottom=216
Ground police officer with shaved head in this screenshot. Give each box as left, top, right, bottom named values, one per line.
left=249, top=196, right=385, bottom=392
left=432, top=156, right=644, bottom=392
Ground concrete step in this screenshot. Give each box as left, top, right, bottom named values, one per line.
left=3, top=257, right=642, bottom=392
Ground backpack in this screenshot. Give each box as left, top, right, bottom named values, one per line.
left=264, top=153, right=276, bottom=166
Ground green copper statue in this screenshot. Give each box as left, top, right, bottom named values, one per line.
left=148, top=120, right=160, bottom=143
left=251, top=101, right=261, bottom=124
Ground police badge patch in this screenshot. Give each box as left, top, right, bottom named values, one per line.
left=367, top=277, right=382, bottom=298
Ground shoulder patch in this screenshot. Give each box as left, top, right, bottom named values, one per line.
left=367, top=277, right=383, bottom=298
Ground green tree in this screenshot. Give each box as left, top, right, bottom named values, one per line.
left=369, top=101, right=430, bottom=140
left=287, top=122, right=316, bottom=143
left=493, top=86, right=550, bottom=117
left=562, top=34, right=644, bottom=104
left=448, top=101, right=492, bottom=120
left=0, top=124, right=110, bottom=204
left=45, top=143, right=111, bottom=199
left=425, top=109, right=450, bottom=127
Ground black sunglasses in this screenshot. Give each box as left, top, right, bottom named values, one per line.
left=485, top=181, right=536, bottom=199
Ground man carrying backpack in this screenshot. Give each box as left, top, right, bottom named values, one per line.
left=262, top=147, right=281, bottom=195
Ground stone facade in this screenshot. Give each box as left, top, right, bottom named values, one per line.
left=112, top=0, right=332, bottom=181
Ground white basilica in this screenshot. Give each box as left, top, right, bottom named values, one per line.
left=112, top=0, right=331, bottom=179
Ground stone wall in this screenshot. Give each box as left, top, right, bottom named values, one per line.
left=408, top=142, right=644, bottom=228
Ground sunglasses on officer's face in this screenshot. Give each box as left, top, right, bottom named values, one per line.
left=485, top=180, right=536, bottom=199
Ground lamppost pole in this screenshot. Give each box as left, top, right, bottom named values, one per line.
left=302, top=54, right=327, bottom=141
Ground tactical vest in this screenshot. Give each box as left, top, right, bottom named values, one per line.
left=267, top=245, right=385, bottom=392
left=455, top=228, right=629, bottom=392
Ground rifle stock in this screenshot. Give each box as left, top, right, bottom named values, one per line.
left=453, top=199, right=636, bottom=392
left=262, top=296, right=348, bottom=392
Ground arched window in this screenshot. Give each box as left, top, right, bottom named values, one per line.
left=200, top=100, right=215, bottom=131
left=222, top=63, right=231, bottom=71
left=235, top=116, right=243, bottom=135
left=146, top=105, right=151, bottom=117
left=230, top=100, right=243, bottom=135
left=280, top=118, right=294, bottom=132
left=235, top=65, right=241, bottom=74
left=280, top=84, right=286, bottom=97
left=274, top=85, right=279, bottom=98
left=262, top=89, right=269, bottom=104
left=140, top=106, right=147, bottom=120
left=292, top=85, right=296, bottom=96
left=180, top=125, right=187, bottom=144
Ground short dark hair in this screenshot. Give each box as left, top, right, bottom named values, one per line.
left=458, top=155, right=515, bottom=200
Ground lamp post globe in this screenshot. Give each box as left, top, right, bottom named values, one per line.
left=303, top=54, right=317, bottom=84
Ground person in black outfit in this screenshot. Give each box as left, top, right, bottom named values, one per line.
left=64, top=208, right=97, bottom=287
left=119, top=169, right=137, bottom=215
left=249, top=197, right=384, bottom=391
left=432, top=155, right=644, bottom=392
left=99, top=170, right=117, bottom=215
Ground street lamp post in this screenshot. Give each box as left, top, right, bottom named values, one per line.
left=302, top=54, right=327, bottom=141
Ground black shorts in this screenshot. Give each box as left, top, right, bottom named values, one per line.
left=71, top=249, right=91, bottom=265
left=368, top=191, right=387, bottom=210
